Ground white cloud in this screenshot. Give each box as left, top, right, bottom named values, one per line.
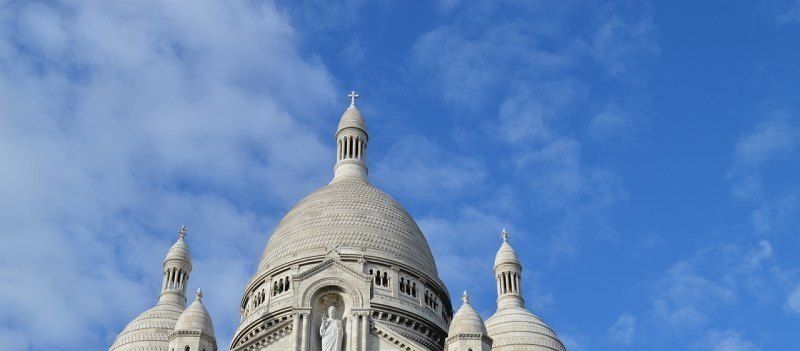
left=786, top=285, right=800, bottom=313
left=411, top=7, right=581, bottom=108
left=729, top=114, right=799, bottom=201
left=588, top=109, right=637, bottom=142
left=590, top=15, right=659, bottom=79
left=648, top=239, right=791, bottom=346
left=733, top=116, right=799, bottom=169
left=651, top=261, right=736, bottom=328
left=0, top=1, right=337, bottom=349
left=373, top=135, right=487, bottom=201
left=606, top=312, right=636, bottom=344
left=704, top=330, right=760, bottom=351
left=417, top=209, right=506, bottom=304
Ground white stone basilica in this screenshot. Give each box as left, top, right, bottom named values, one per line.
left=109, top=93, right=567, bottom=351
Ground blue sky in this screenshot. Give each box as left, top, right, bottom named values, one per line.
left=1, top=0, right=799, bottom=350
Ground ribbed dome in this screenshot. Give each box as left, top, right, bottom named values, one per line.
left=175, top=290, right=215, bottom=336
left=257, top=177, right=439, bottom=278
left=485, top=307, right=566, bottom=351
left=337, top=105, right=367, bottom=133
left=109, top=303, right=185, bottom=351
left=165, top=235, right=191, bottom=264
left=448, top=293, right=488, bottom=336
left=494, top=241, right=519, bottom=267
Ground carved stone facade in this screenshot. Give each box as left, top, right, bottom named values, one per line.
left=109, top=93, right=567, bottom=351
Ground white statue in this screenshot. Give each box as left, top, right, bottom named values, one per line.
left=319, top=306, right=343, bottom=351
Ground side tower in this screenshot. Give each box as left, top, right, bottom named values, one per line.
left=162, top=225, right=193, bottom=305
left=485, top=229, right=566, bottom=351
left=445, top=292, right=492, bottom=351
left=494, top=229, right=523, bottom=309
left=110, top=226, right=196, bottom=351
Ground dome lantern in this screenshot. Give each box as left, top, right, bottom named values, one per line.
left=494, top=228, right=523, bottom=309
left=333, top=90, right=369, bottom=182
left=159, top=225, right=193, bottom=306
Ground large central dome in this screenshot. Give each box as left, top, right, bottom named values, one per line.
left=231, top=95, right=453, bottom=351
left=256, top=176, right=439, bottom=279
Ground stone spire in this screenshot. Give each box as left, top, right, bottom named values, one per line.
left=159, top=225, right=193, bottom=306
left=332, top=90, right=369, bottom=182
left=493, top=228, right=523, bottom=309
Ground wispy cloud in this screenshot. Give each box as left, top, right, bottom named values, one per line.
left=785, top=285, right=800, bottom=313
left=703, top=330, right=760, bottom=351
left=606, top=312, right=636, bottom=345
left=651, top=261, right=736, bottom=328
left=729, top=114, right=799, bottom=201
left=373, top=135, right=487, bottom=201
left=646, top=240, right=792, bottom=348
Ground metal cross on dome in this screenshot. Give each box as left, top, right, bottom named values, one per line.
left=348, top=90, right=359, bottom=106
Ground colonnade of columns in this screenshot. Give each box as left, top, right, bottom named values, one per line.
left=162, top=267, right=188, bottom=292
left=337, top=135, right=366, bottom=162
left=496, top=271, right=520, bottom=295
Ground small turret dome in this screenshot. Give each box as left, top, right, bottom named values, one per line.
left=337, top=105, right=367, bottom=133
left=164, top=225, right=191, bottom=265
left=174, top=289, right=215, bottom=336
left=337, top=91, right=367, bottom=134
left=494, top=228, right=520, bottom=267
left=448, top=291, right=488, bottom=336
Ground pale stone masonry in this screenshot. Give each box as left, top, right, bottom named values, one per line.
left=109, top=92, right=566, bottom=351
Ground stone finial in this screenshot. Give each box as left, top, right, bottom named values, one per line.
left=348, top=90, right=359, bottom=106
left=179, top=225, right=187, bottom=239
left=196, top=288, right=203, bottom=301
left=462, top=290, right=470, bottom=305
left=501, top=228, right=509, bottom=243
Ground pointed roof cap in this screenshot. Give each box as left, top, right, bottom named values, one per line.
left=174, top=289, right=215, bottom=336
left=494, top=228, right=520, bottom=267
left=164, top=225, right=191, bottom=265
left=448, top=290, right=488, bottom=336
left=337, top=91, right=367, bottom=134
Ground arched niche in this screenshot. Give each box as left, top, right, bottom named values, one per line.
left=305, top=283, right=357, bottom=351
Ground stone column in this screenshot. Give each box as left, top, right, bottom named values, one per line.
left=360, top=313, right=368, bottom=351
left=390, top=267, right=400, bottom=298
left=350, top=312, right=358, bottom=351
left=300, top=312, right=309, bottom=351
left=292, top=313, right=300, bottom=351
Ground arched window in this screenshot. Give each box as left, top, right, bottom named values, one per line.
left=382, top=272, right=388, bottom=287
left=399, top=278, right=405, bottom=293
left=185, top=346, right=190, bottom=351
